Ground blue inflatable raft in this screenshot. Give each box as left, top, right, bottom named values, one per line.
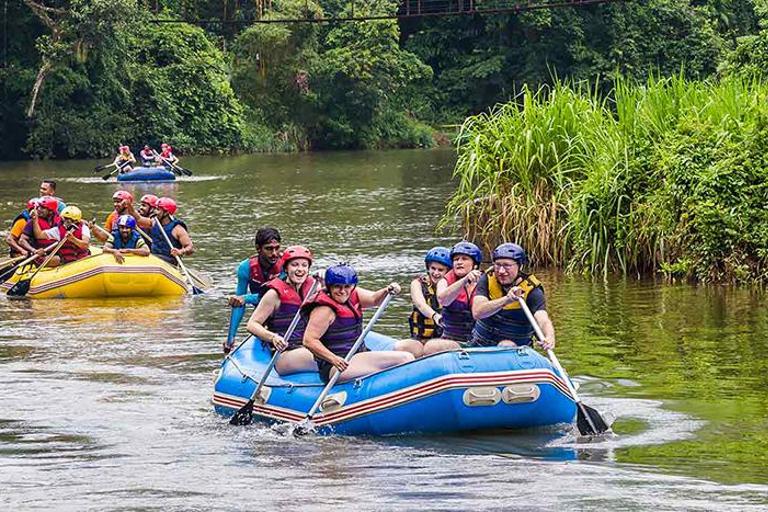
left=117, top=167, right=176, bottom=182
left=212, top=333, right=577, bottom=435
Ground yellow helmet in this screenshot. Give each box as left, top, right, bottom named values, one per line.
left=60, top=206, right=83, bottom=223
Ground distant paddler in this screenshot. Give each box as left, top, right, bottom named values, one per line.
left=134, top=197, right=194, bottom=266
left=302, top=263, right=415, bottom=383
left=224, top=227, right=283, bottom=353
left=246, top=246, right=319, bottom=375
left=471, top=243, right=555, bottom=350
left=113, top=145, right=136, bottom=173
left=30, top=206, right=91, bottom=267
left=102, top=215, right=150, bottom=264
left=139, top=145, right=157, bottom=167
left=6, top=198, right=38, bottom=257
left=157, top=143, right=179, bottom=170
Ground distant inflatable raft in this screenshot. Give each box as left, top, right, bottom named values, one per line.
left=117, top=167, right=176, bottom=182
left=1, top=250, right=191, bottom=298
left=213, top=333, right=578, bottom=435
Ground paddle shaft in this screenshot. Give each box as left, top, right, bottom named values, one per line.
left=516, top=296, right=600, bottom=434
left=0, top=254, right=27, bottom=270
left=154, top=218, right=198, bottom=294
left=303, top=292, right=394, bottom=422
left=152, top=150, right=190, bottom=176
left=0, top=247, right=56, bottom=282
left=102, top=159, right=132, bottom=180
left=247, top=278, right=321, bottom=403
left=9, top=237, right=68, bottom=294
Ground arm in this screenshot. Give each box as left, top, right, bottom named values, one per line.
left=170, top=225, right=194, bottom=257
left=230, top=259, right=260, bottom=306
left=246, top=290, right=285, bottom=349
left=65, top=226, right=90, bottom=249
left=18, top=232, right=40, bottom=254
left=357, top=282, right=400, bottom=309
left=6, top=220, right=29, bottom=255
left=472, top=275, right=518, bottom=319
left=121, top=244, right=150, bottom=257
left=410, top=278, right=438, bottom=319
left=303, top=307, right=348, bottom=372
left=534, top=309, right=556, bottom=350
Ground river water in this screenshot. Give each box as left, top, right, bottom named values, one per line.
left=1, top=150, right=767, bottom=510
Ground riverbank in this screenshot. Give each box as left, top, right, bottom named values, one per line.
left=442, top=75, right=768, bottom=285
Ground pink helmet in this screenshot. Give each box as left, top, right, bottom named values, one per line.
left=38, top=196, right=59, bottom=212
left=139, top=194, right=158, bottom=207
left=27, top=197, right=39, bottom=211
left=280, top=246, right=313, bottom=267
left=112, top=190, right=134, bottom=203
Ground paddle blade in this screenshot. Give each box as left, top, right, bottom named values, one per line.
left=7, top=278, right=31, bottom=297
left=293, top=419, right=315, bottom=437
left=229, top=400, right=255, bottom=426
left=576, top=402, right=611, bottom=436
left=93, top=163, right=110, bottom=172
left=0, top=264, right=21, bottom=284
left=101, top=173, right=113, bottom=181
left=192, top=285, right=204, bottom=295
left=181, top=167, right=193, bottom=176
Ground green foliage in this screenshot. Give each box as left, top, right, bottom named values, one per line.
left=444, top=75, right=768, bottom=284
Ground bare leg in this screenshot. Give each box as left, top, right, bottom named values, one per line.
left=394, top=339, right=424, bottom=358
left=422, top=338, right=461, bottom=356
left=498, top=340, right=518, bottom=347
left=331, top=351, right=415, bottom=383
left=43, top=255, right=61, bottom=268
left=275, top=347, right=318, bottom=376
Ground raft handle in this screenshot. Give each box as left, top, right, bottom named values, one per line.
left=462, top=387, right=501, bottom=407
left=501, top=384, right=541, bottom=404
left=320, top=391, right=347, bottom=413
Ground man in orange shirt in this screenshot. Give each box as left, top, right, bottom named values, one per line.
left=93, top=190, right=134, bottom=242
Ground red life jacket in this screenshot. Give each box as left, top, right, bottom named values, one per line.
left=34, top=215, right=60, bottom=250
left=264, top=276, right=316, bottom=350
left=248, top=256, right=283, bottom=294
left=303, top=290, right=364, bottom=356
left=440, top=270, right=476, bottom=342
left=57, top=222, right=91, bottom=263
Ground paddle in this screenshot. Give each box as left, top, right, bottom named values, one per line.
left=7, top=237, right=68, bottom=297
left=230, top=277, right=322, bottom=426
left=154, top=218, right=203, bottom=295
left=102, top=159, right=132, bottom=181
left=153, top=150, right=193, bottom=176
left=93, top=162, right=115, bottom=173
left=294, top=291, right=395, bottom=435
left=0, top=254, right=27, bottom=273
left=517, top=297, right=611, bottom=436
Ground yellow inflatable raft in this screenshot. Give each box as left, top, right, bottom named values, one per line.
left=1, top=249, right=193, bottom=298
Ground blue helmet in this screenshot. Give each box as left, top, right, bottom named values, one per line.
left=492, top=243, right=527, bottom=266
left=424, top=246, right=452, bottom=269
left=325, top=264, right=359, bottom=286
left=117, top=214, right=137, bottom=229
left=450, top=241, right=483, bottom=265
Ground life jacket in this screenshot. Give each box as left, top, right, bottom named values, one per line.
left=264, top=276, right=316, bottom=350
left=472, top=272, right=543, bottom=346
left=111, top=229, right=142, bottom=250
left=248, top=256, right=283, bottom=294
left=149, top=218, right=186, bottom=257
left=409, top=275, right=442, bottom=340
left=33, top=215, right=60, bottom=250
left=160, top=149, right=173, bottom=159
left=57, top=222, right=91, bottom=263
left=303, top=290, right=364, bottom=357
left=440, top=270, right=476, bottom=342
left=7, top=212, right=30, bottom=256
left=105, top=211, right=118, bottom=231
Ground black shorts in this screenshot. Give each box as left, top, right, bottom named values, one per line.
left=316, top=358, right=334, bottom=383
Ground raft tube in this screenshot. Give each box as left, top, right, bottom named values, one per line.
left=1, top=250, right=192, bottom=298
left=117, top=167, right=176, bottom=182
left=213, top=333, right=577, bottom=435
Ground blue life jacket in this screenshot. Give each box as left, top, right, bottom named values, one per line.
left=111, top=229, right=142, bottom=250
left=149, top=218, right=186, bottom=257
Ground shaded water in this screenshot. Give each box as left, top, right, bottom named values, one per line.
left=1, top=151, right=767, bottom=510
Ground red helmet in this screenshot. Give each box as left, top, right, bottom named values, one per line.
left=27, top=197, right=39, bottom=211
left=280, top=245, right=313, bottom=267
left=139, top=194, right=158, bottom=207
left=161, top=143, right=168, bottom=148
left=38, top=196, right=58, bottom=212
left=112, top=190, right=134, bottom=203
left=156, top=197, right=177, bottom=215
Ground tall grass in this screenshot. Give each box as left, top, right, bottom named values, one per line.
left=443, top=74, right=768, bottom=283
